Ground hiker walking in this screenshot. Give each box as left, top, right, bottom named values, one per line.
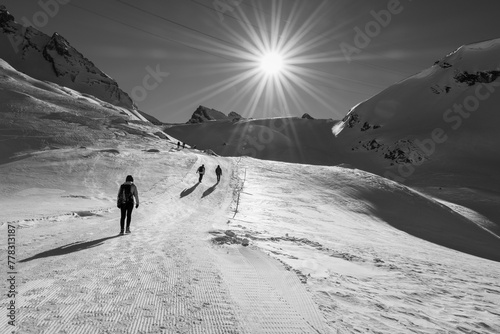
left=215, top=165, right=222, bottom=183
left=197, top=164, right=205, bottom=183
left=177, top=141, right=180, bottom=149
left=117, top=175, right=139, bottom=235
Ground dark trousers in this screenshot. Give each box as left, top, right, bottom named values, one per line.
left=216, top=174, right=221, bottom=182
left=199, top=173, right=204, bottom=182
left=120, top=203, right=134, bottom=230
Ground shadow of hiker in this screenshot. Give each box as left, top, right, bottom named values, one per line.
left=180, top=182, right=199, bottom=198
left=202, top=183, right=218, bottom=198
left=20, top=235, right=121, bottom=263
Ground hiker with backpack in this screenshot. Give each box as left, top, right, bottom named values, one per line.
left=117, top=175, right=139, bottom=235
left=197, top=164, right=205, bottom=183
left=215, top=165, right=222, bottom=183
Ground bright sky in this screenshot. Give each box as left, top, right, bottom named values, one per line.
left=3, top=0, right=500, bottom=123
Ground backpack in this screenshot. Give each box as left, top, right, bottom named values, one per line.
left=198, top=166, right=205, bottom=174
left=118, top=184, right=134, bottom=207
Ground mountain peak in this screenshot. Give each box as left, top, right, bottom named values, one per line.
left=47, top=32, right=71, bottom=57
left=0, top=5, right=15, bottom=26
left=187, top=105, right=230, bottom=123
left=0, top=6, right=137, bottom=111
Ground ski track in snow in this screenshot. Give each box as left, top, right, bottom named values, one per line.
left=0, top=150, right=330, bottom=334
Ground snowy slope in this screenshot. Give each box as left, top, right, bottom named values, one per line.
left=0, top=144, right=498, bottom=333
left=165, top=117, right=347, bottom=165
left=333, top=38, right=500, bottom=190
left=0, top=58, right=173, bottom=163
left=232, top=157, right=500, bottom=333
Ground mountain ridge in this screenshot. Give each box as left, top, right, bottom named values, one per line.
left=187, top=105, right=243, bottom=123
left=0, top=5, right=161, bottom=125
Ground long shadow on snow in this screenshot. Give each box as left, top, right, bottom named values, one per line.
left=202, top=182, right=218, bottom=198
left=180, top=182, right=199, bottom=198
left=361, top=187, right=500, bottom=262
left=19, top=235, right=121, bottom=263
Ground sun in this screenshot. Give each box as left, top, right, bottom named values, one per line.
left=259, top=52, right=284, bottom=75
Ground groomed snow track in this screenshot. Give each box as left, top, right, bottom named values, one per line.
left=1, top=152, right=331, bottom=333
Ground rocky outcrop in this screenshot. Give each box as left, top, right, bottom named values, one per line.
left=187, top=105, right=232, bottom=123
left=454, top=70, right=500, bottom=86
left=0, top=5, right=15, bottom=26
left=228, top=111, right=243, bottom=120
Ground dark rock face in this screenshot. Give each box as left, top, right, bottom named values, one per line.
left=0, top=6, right=137, bottom=111
left=228, top=111, right=243, bottom=120
left=301, top=113, right=314, bottom=119
left=0, top=5, right=15, bottom=27
left=187, top=105, right=229, bottom=123
left=343, top=111, right=360, bottom=128
left=454, top=70, right=500, bottom=86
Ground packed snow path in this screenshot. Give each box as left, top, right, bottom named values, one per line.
left=1, top=147, right=499, bottom=333
left=1, top=153, right=329, bottom=333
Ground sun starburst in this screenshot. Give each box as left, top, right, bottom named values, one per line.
left=259, top=51, right=284, bottom=75
left=167, top=1, right=348, bottom=120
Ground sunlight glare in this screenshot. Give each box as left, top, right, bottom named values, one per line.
left=259, top=52, right=284, bottom=75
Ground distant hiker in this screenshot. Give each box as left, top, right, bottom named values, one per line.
left=177, top=141, right=180, bottom=149
left=117, top=175, right=139, bottom=235
left=182, top=142, right=185, bottom=149
left=215, top=165, right=222, bottom=183
left=197, top=164, right=205, bottom=183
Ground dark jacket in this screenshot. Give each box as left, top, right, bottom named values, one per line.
left=117, top=181, right=139, bottom=207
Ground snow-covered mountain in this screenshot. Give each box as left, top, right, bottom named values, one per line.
left=0, top=5, right=148, bottom=119
left=333, top=38, right=500, bottom=190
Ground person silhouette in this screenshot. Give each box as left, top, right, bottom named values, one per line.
left=117, top=175, right=139, bottom=234
left=215, top=165, right=222, bottom=183
left=197, top=164, right=205, bottom=183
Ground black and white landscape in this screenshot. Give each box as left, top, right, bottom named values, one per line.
left=1, top=2, right=499, bottom=334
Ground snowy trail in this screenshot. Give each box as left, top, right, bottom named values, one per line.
left=2, top=148, right=499, bottom=334
left=1, top=151, right=330, bottom=333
